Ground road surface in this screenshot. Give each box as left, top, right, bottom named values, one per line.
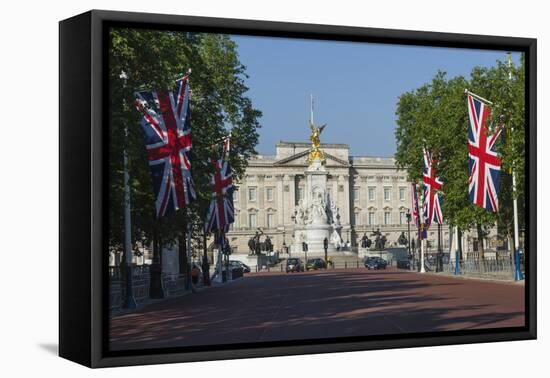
left=110, top=268, right=524, bottom=351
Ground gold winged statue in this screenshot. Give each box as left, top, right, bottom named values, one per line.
left=306, top=121, right=327, bottom=166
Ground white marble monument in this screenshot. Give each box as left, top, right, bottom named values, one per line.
left=290, top=114, right=343, bottom=255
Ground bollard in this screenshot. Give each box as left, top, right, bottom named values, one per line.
left=345, top=262, right=347, bottom=269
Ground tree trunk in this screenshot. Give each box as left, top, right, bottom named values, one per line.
left=179, top=231, right=186, bottom=275
left=477, top=223, right=485, bottom=260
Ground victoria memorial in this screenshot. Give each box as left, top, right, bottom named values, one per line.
left=227, top=140, right=451, bottom=255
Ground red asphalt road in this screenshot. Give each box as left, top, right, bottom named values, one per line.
left=110, top=268, right=525, bottom=351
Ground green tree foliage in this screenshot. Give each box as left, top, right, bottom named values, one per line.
left=395, top=56, right=525, bottom=249
left=108, top=29, right=261, bottom=252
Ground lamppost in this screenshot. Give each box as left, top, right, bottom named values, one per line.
left=435, top=223, right=443, bottom=272
left=406, top=210, right=412, bottom=271
left=120, top=71, right=136, bottom=309
left=323, top=237, right=328, bottom=263
left=282, top=226, right=287, bottom=257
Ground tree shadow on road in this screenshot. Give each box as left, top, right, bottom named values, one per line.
left=109, top=270, right=525, bottom=351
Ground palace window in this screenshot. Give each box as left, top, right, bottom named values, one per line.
left=368, top=187, right=375, bottom=201
left=266, top=187, right=274, bottom=201
left=399, top=187, right=406, bottom=201
left=384, top=188, right=391, bottom=201
left=248, top=187, right=257, bottom=201
left=267, top=213, right=275, bottom=228
left=400, top=211, right=406, bottom=225
left=353, top=187, right=359, bottom=202
left=249, top=213, right=257, bottom=228
left=354, top=212, right=360, bottom=226
left=384, top=211, right=391, bottom=225
left=368, top=212, right=375, bottom=225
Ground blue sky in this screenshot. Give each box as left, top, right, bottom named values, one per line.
left=232, top=35, right=521, bottom=157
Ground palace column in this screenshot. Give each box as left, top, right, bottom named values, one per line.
left=276, top=174, right=284, bottom=226
left=337, top=173, right=352, bottom=242
left=257, top=174, right=265, bottom=227
left=286, top=174, right=296, bottom=222
left=286, top=174, right=297, bottom=252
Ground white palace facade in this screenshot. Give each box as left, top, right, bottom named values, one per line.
left=227, top=141, right=450, bottom=254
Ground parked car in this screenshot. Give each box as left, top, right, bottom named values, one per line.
left=396, top=259, right=411, bottom=270
left=229, top=260, right=251, bottom=273
left=306, top=258, right=327, bottom=271
left=364, top=256, right=388, bottom=270
left=286, top=258, right=304, bottom=273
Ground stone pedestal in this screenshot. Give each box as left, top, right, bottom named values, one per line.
left=291, top=158, right=342, bottom=255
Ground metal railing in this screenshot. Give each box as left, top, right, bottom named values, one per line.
left=109, top=264, right=150, bottom=281
left=442, top=256, right=517, bottom=278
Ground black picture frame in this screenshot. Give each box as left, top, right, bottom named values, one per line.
left=59, top=9, right=537, bottom=368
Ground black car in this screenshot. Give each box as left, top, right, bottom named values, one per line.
left=396, top=259, right=411, bottom=270
left=229, top=260, right=251, bottom=273
left=364, top=256, right=388, bottom=270
left=286, top=258, right=304, bottom=273
left=306, top=258, right=327, bottom=271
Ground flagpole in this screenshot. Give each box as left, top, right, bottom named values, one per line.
left=418, top=183, right=426, bottom=273
left=187, top=214, right=197, bottom=292
left=310, top=94, right=313, bottom=125
left=120, top=70, right=137, bottom=309
left=420, top=230, right=426, bottom=273
left=464, top=89, right=494, bottom=105
left=507, top=52, right=523, bottom=281
left=123, top=124, right=137, bottom=309
left=454, top=226, right=460, bottom=275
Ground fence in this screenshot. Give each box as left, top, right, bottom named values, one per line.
left=442, top=256, right=518, bottom=280
left=110, top=265, right=202, bottom=314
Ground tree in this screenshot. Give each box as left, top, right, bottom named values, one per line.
left=108, top=29, right=261, bottom=257
left=395, top=56, right=525, bottom=258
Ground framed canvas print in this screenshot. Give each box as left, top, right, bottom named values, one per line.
left=59, top=10, right=536, bottom=368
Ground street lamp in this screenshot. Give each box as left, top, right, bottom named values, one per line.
left=435, top=223, right=443, bottom=272
left=323, top=237, right=328, bottom=263
left=406, top=210, right=412, bottom=270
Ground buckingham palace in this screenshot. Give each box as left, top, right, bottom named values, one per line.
left=227, top=141, right=450, bottom=254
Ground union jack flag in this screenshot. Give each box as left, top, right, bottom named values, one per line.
left=422, top=148, right=443, bottom=230
left=467, top=94, right=504, bottom=212
left=134, top=75, right=196, bottom=218
left=206, top=136, right=234, bottom=233
left=411, top=183, right=426, bottom=240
